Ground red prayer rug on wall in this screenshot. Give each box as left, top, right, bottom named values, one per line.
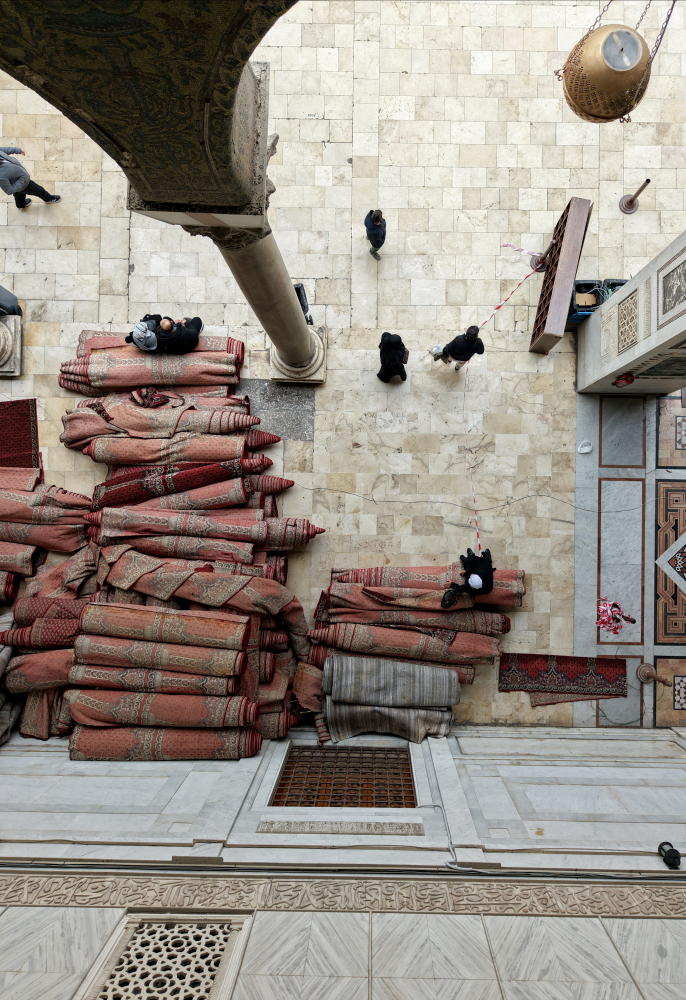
left=498, top=653, right=627, bottom=698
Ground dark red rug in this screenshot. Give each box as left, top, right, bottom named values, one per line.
left=0, top=398, right=40, bottom=467
left=498, top=653, right=626, bottom=698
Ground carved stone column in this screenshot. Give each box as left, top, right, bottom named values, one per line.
left=183, top=223, right=326, bottom=382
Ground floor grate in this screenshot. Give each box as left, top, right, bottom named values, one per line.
left=270, top=746, right=416, bottom=808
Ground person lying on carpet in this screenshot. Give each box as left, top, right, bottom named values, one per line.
left=441, top=548, right=495, bottom=607
left=125, top=315, right=204, bottom=354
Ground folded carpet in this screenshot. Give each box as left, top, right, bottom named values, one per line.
left=0, top=467, right=42, bottom=491
left=75, top=329, right=245, bottom=358
left=254, top=710, right=297, bottom=739
left=304, top=645, right=475, bottom=684
left=293, top=662, right=325, bottom=713
left=80, top=603, right=253, bottom=650
left=0, top=542, right=46, bottom=577
left=20, top=688, right=63, bottom=740
left=67, top=664, right=237, bottom=696
left=315, top=587, right=508, bottom=633
left=0, top=520, right=88, bottom=553
left=74, top=634, right=246, bottom=676
left=308, top=623, right=499, bottom=663
left=325, top=582, right=470, bottom=612
left=59, top=350, right=240, bottom=392
left=325, top=698, right=452, bottom=744
left=333, top=566, right=527, bottom=607
left=498, top=653, right=627, bottom=698
left=322, top=655, right=460, bottom=708
left=69, top=724, right=261, bottom=761
left=4, top=648, right=74, bottom=692
left=61, top=405, right=258, bottom=449
left=258, top=651, right=276, bottom=682
left=13, top=595, right=89, bottom=625
left=83, top=432, right=248, bottom=465
left=259, top=630, right=289, bottom=651
left=134, top=477, right=248, bottom=510
left=90, top=506, right=268, bottom=544
left=91, top=457, right=272, bottom=509
left=0, top=398, right=41, bottom=467
left=64, top=689, right=257, bottom=728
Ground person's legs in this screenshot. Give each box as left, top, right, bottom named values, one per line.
left=13, top=189, right=28, bottom=208
left=453, top=358, right=466, bottom=372
left=24, top=179, right=57, bottom=202
left=187, top=317, right=203, bottom=333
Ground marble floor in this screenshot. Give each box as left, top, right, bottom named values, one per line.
left=2, top=727, right=685, bottom=871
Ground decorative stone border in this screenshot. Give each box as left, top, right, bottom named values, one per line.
left=2, top=874, right=686, bottom=917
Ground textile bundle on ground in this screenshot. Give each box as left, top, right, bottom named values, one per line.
left=308, top=623, right=499, bottom=664
left=63, top=689, right=257, bottom=729
left=498, top=653, right=627, bottom=703
left=332, top=564, right=526, bottom=607
left=59, top=348, right=242, bottom=393
left=69, top=725, right=261, bottom=760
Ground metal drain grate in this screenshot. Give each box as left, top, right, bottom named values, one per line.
left=270, top=746, right=416, bottom=808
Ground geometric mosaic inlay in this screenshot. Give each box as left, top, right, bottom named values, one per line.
left=674, top=676, right=686, bottom=711
left=676, top=416, right=686, bottom=450
left=656, top=482, right=686, bottom=644
left=618, top=290, right=639, bottom=352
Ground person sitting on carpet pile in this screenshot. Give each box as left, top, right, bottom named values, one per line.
left=125, top=315, right=204, bottom=354
left=441, top=548, right=495, bottom=606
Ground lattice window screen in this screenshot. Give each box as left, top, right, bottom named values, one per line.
left=618, top=291, right=639, bottom=352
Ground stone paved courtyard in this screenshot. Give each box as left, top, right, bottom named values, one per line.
left=1, top=1, right=685, bottom=724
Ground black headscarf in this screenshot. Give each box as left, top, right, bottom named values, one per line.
left=377, top=332, right=407, bottom=382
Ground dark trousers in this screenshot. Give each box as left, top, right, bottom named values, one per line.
left=186, top=317, right=202, bottom=333
left=14, top=179, right=53, bottom=208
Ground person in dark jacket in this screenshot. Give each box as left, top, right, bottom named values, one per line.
left=377, top=332, right=407, bottom=383
left=441, top=548, right=496, bottom=607
left=430, top=325, right=484, bottom=371
left=125, top=315, right=203, bottom=354
left=365, top=209, right=386, bottom=260
left=0, top=147, right=61, bottom=209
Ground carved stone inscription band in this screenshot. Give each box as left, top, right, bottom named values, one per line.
left=2, top=875, right=686, bottom=917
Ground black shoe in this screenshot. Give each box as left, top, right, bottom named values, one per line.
left=441, top=588, right=457, bottom=610
left=370, top=249, right=380, bottom=260
left=466, top=548, right=476, bottom=559
left=18, top=198, right=31, bottom=209
left=47, top=195, right=61, bottom=203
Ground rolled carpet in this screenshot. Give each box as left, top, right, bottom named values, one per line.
left=58, top=349, right=240, bottom=390
left=4, top=648, right=74, bottom=692
left=129, top=535, right=254, bottom=565
left=83, top=432, right=247, bottom=466
left=0, top=467, right=42, bottom=491
left=0, top=541, right=44, bottom=576
left=90, top=507, right=268, bottom=544
left=80, top=603, right=253, bottom=650
left=322, top=655, right=460, bottom=708
left=69, top=724, right=262, bottom=761
left=0, top=484, right=90, bottom=525
left=325, top=697, right=452, bottom=744
left=334, top=566, right=527, bottom=607
left=307, top=623, right=499, bottom=663
left=60, top=405, right=258, bottom=450
left=258, top=651, right=276, bottom=682
left=64, top=689, right=258, bottom=728
left=0, top=616, right=81, bottom=649
left=68, top=663, right=236, bottom=696
left=254, top=710, right=297, bottom=739
left=0, top=520, right=88, bottom=553
left=259, top=630, right=289, bottom=651
left=328, top=583, right=472, bottom=612
left=304, top=646, right=475, bottom=684
left=134, top=478, right=248, bottom=510
left=75, top=329, right=245, bottom=359
left=13, top=595, right=89, bottom=625
left=0, top=571, right=20, bottom=605
left=74, top=634, right=246, bottom=676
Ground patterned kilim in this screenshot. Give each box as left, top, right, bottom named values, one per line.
left=325, top=699, right=452, bottom=744
left=59, top=349, right=241, bottom=391
left=69, top=724, right=261, bottom=760
left=0, top=399, right=40, bottom=467
left=657, top=481, right=686, bottom=643
left=498, top=653, right=627, bottom=697
left=332, top=566, right=526, bottom=607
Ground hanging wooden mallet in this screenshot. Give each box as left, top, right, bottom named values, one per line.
left=619, top=178, right=650, bottom=214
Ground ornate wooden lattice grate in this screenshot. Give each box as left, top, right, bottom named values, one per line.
left=529, top=196, right=593, bottom=354
left=270, top=746, right=416, bottom=808
left=96, top=922, right=233, bottom=1000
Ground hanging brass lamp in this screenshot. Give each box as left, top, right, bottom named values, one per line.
left=561, top=24, right=650, bottom=123
left=557, top=0, right=677, bottom=124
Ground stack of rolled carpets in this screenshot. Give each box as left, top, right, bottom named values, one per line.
left=331, top=563, right=526, bottom=608
left=0, top=610, right=21, bottom=745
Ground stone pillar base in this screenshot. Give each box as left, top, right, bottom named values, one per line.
left=270, top=328, right=327, bottom=384
left=0, top=315, right=23, bottom=376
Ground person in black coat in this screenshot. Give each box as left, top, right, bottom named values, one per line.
left=125, top=315, right=203, bottom=355
left=365, top=209, right=386, bottom=259
left=441, top=548, right=495, bottom=607
left=431, top=325, right=484, bottom=371
left=377, top=332, right=407, bottom=383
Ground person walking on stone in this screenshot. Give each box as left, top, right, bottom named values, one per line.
left=430, top=325, right=484, bottom=371
left=377, top=331, right=407, bottom=383
left=0, top=147, right=61, bottom=209
left=365, top=209, right=386, bottom=260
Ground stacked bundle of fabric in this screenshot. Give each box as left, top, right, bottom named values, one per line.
left=0, top=611, right=21, bottom=745
left=331, top=563, right=526, bottom=607
left=294, top=570, right=514, bottom=743
left=4, top=602, right=264, bottom=759
left=58, top=330, right=245, bottom=396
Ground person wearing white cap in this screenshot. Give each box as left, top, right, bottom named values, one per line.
left=441, top=548, right=495, bottom=608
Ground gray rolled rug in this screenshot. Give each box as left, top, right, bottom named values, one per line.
left=322, top=654, right=459, bottom=707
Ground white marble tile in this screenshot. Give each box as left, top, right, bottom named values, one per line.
left=302, top=977, right=368, bottom=1000
left=500, top=985, right=575, bottom=1000
left=372, top=979, right=436, bottom=1000
left=0, top=970, right=84, bottom=1000
left=240, top=911, right=312, bottom=977
left=426, top=915, right=497, bottom=980
left=541, top=920, right=632, bottom=983
left=640, top=986, right=686, bottom=1000
left=603, top=919, right=686, bottom=984
left=434, top=981, right=502, bottom=1000
left=372, top=913, right=433, bottom=979
left=233, top=974, right=303, bottom=1000
left=304, top=912, right=368, bottom=978
left=0, top=906, right=123, bottom=974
